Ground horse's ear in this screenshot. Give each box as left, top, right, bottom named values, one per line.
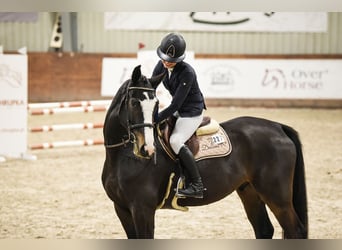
left=149, top=71, right=166, bottom=89
left=131, top=65, right=142, bottom=84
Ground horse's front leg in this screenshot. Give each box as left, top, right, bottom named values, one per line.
left=114, top=203, right=137, bottom=238
left=130, top=204, right=156, bottom=239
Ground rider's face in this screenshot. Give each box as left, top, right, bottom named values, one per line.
left=162, top=60, right=177, bottom=69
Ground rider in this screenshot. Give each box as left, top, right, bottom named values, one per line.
left=152, top=32, right=206, bottom=199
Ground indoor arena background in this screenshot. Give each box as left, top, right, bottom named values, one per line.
left=0, top=12, right=341, bottom=239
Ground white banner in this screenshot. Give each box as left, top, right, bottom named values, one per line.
left=0, top=54, right=28, bottom=157
left=194, top=59, right=342, bottom=99
left=104, top=12, right=327, bottom=32
left=102, top=55, right=342, bottom=100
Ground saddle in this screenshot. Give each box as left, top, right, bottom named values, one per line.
left=157, top=115, right=230, bottom=161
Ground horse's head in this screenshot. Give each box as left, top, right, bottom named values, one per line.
left=125, top=65, right=165, bottom=159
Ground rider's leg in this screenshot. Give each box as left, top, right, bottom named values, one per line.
left=177, top=145, right=204, bottom=198
left=170, top=114, right=204, bottom=198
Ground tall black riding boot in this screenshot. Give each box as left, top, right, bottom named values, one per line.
left=176, top=145, right=204, bottom=198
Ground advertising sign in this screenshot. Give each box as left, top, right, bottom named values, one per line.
left=194, top=59, right=342, bottom=99
left=102, top=55, right=342, bottom=101
left=0, top=54, right=28, bottom=158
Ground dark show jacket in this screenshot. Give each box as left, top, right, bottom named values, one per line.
left=152, top=60, right=206, bottom=123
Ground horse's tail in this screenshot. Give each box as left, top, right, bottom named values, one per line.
left=282, top=124, right=308, bottom=238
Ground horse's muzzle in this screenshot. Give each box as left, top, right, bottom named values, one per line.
left=133, top=144, right=154, bottom=159
left=132, top=131, right=155, bottom=159
left=143, top=143, right=155, bottom=157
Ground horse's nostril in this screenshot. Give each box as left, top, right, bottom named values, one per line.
left=140, top=144, right=145, bottom=152
left=143, top=144, right=154, bottom=157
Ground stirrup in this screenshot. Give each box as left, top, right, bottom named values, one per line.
left=175, top=181, right=205, bottom=199
left=174, top=176, right=186, bottom=197
left=176, top=189, right=204, bottom=199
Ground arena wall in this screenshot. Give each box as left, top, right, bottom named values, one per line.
left=28, top=52, right=133, bottom=102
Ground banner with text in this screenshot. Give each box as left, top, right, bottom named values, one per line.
left=104, top=12, right=327, bottom=32
left=0, top=54, right=28, bottom=157
left=102, top=56, right=342, bottom=100
left=194, top=59, right=342, bottom=99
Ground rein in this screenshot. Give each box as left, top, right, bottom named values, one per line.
left=105, top=137, right=131, bottom=149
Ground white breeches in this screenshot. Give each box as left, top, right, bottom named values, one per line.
left=170, top=113, right=203, bottom=154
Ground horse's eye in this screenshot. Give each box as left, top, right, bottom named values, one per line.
left=130, top=99, right=140, bottom=108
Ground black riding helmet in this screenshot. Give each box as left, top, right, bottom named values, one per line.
left=157, top=33, right=186, bottom=63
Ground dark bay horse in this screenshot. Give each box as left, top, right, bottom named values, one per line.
left=101, top=65, right=308, bottom=239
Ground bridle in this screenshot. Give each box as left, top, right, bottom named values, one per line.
left=126, top=86, right=157, bottom=133
left=105, top=85, right=158, bottom=159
